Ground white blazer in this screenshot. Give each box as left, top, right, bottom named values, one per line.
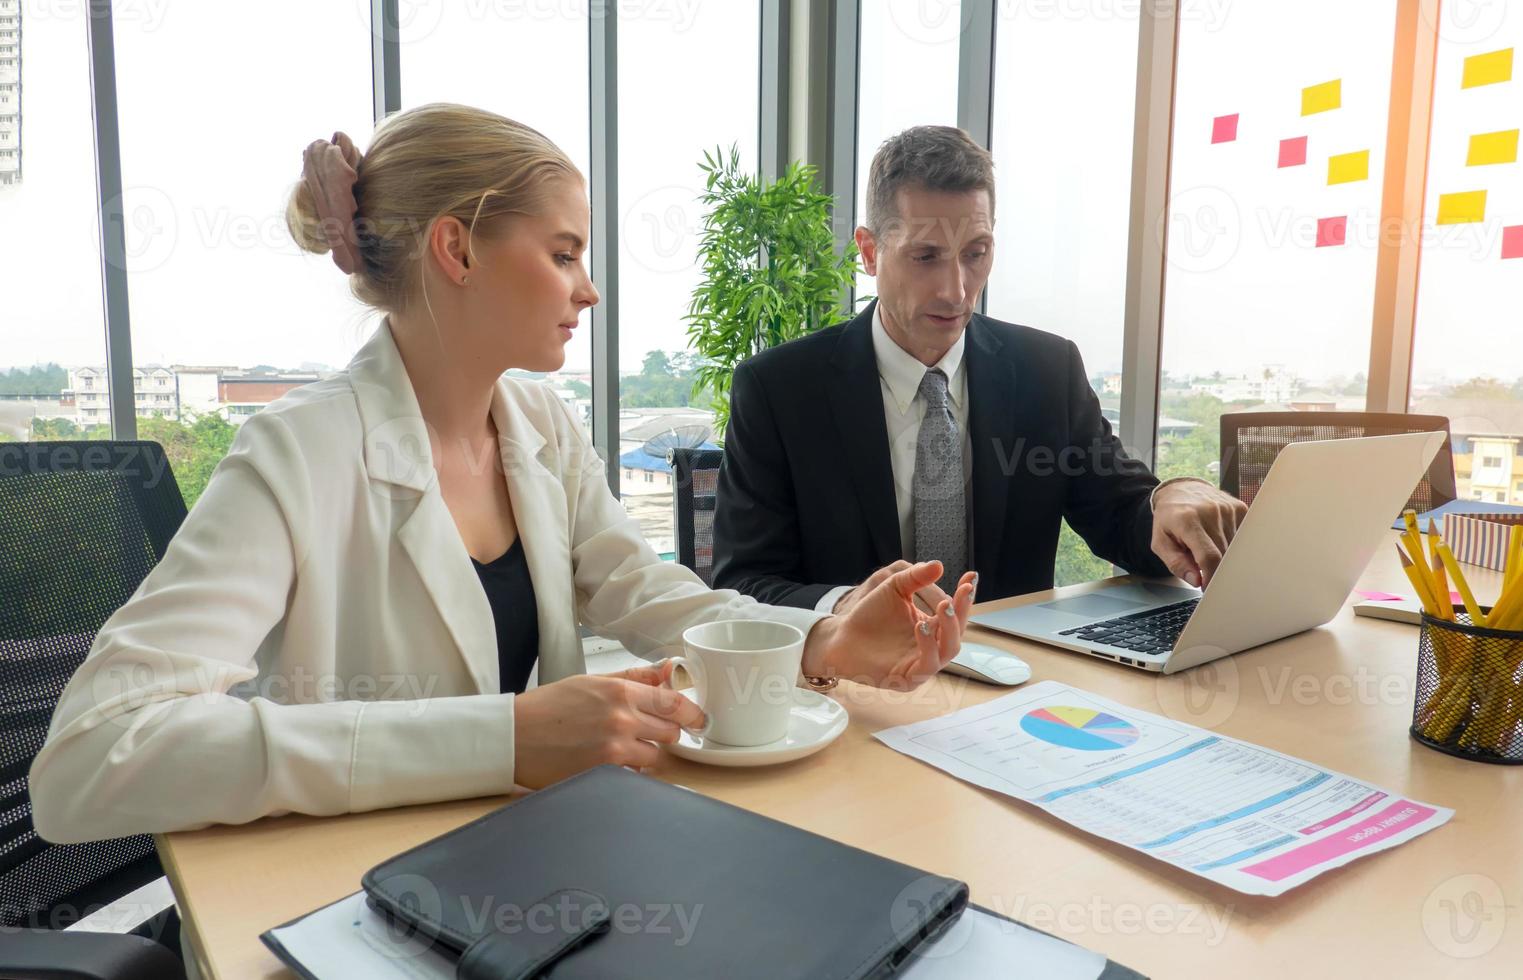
left=29, top=321, right=824, bottom=844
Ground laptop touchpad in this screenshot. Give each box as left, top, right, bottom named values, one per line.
left=1037, top=593, right=1153, bottom=620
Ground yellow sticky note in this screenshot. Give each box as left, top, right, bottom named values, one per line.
left=1327, top=150, right=1370, bottom=185
left=1467, top=129, right=1519, bottom=166
left=1462, top=48, right=1513, bottom=89
left=1436, top=190, right=1487, bottom=225
left=1302, top=79, right=1342, bottom=115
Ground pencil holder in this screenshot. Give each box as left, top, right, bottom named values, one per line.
left=1411, top=610, right=1523, bottom=764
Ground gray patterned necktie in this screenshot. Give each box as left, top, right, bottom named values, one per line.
left=913, top=368, right=966, bottom=593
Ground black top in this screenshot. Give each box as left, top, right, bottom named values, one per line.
left=711, top=299, right=1169, bottom=609
left=470, top=538, right=540, bottom=694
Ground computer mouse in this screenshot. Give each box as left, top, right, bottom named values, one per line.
left=942, top=643, right=1032, bottom=686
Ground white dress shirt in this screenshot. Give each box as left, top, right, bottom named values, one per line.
left=815, top=306, right=972, bottom=611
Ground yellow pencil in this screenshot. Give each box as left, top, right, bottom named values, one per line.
left=1402, top=508, right=1423, bottom=561
left=1489, top=570, right=1522, bottom=630
left=1497, top=594, right=1523, bottom=631
left=1403, top=510, right=1442, bottom=601
left=1480, top=528, right=1521, bottom=631
left=1436, top=542, right=1487, bottom=628
left=1430, top=549, right=1455, bottom=620
left=1398, top=544, right=1440, bottom=617
left=1491, top=584, right=1521, bottom=631
left=1455, top=525, right=1518, bottom=632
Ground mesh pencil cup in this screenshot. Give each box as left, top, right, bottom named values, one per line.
left=1411, top=610, right=1523, bottom=764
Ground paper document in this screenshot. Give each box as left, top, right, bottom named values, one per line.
left=264, top=890, right=1107, bottom=980
left=263, top=890, right=451, bottom=978
left=875, top=681, right=1452, bottom=896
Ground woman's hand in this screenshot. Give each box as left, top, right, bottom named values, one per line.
left=802, top=560, right=976, bottom=690
left=511, top=661, right=704, bottom=789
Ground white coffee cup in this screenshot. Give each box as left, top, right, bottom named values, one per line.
left=663, top=620, right=805, bottom=746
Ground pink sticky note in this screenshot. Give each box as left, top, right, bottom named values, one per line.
left=1355, top=590, right=1404, bottom=602
left=1451, top=591, right=1464, bottom=604
left=1504, top=225, right=1523, bottom=260
left=1316, top=216, right=1348, bottom=247
left=1278, top=136, right=1308, bottom=167
left=1212, top=114, right=1240, bottom=144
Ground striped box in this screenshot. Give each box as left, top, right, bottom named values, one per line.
left=1443, top=512, right=1523, bottom=572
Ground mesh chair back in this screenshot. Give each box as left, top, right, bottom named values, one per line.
left=671, top=449, right=725, bottom=586
left=0, top=441, right=187, bottom=928
left=1220, top=412, right=1457, bottom=514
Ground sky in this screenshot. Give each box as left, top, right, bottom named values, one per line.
left=1, top=0, right=1518, bottom=390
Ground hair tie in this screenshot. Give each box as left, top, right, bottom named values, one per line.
left=301, top=131, right=363, bottom=274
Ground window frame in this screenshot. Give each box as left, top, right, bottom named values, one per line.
left=814, top=0, right=1449, bottom=468
left=64, top=0, right=1471, bottom=475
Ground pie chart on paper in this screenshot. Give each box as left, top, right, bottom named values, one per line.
left=1019, top=706, right=1140, bottom=751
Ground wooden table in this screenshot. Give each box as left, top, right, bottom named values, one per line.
left=159, top=533, right=1520, bottom=979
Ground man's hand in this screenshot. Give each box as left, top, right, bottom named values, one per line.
left=1150, top=479, right=1249, bottom=588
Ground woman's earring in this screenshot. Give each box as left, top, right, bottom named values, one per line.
left=461, top=276, right=470, bottom=286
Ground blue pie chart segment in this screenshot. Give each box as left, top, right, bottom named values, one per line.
left=1020, top=706, right=1140, bottom=751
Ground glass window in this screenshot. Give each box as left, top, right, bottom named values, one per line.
left=0, top=3, right=109, bottom=444
left=1409, top=6, right=1523, bottom=506
left=617, top=2, right=760, bottom=557
left=987, top=3, right=1141, bottom=585
left=855, top=0, right=962, bottom=300
left=400, top=0, right=593, bottom=422
left=1159, top=2, right=1398, bottom=489
left=112, top=1, right=374, bottom=505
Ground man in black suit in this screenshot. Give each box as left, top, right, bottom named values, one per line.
left=712, top=125, right=1246, bottom=615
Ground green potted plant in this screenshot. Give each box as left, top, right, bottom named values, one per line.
left=685, top=145, right=860, bottom=439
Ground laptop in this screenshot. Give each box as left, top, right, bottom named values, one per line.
left=970, top=431, right=1446, bottom=674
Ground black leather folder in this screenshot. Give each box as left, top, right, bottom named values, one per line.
left=354, top=765, right=968, bottom=979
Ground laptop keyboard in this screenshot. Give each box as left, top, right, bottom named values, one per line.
left=1056, top=598, right=1201, bottom=656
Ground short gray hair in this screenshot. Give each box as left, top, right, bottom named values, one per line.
left=864, top=125, right=996, bottom=236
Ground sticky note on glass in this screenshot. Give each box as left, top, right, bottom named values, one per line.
left=1278, top=136, right=1308, bottom=167
left=1327, top=150, right=1370, bottom=185
left=1436, top=190, right=1487, bottom=224
left=1467, top=129, right=1519, bottom=166
left=1462, top=48, right=1513, bottom=89
left=1316, top=216, right=1347, bottom=247
left=1212, top=113, right=1239, bottom=144
left=1504, top=226, right=1523, bottom=260
left=1302, top=79, right=1341, bottom=115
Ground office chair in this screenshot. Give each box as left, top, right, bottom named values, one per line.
left=1220, top=412, right=1457, bottom=514
left=671, top=448, right=725, bottom=585
left=0, top=441, right=189, bottom=980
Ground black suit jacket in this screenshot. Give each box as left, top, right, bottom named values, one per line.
left=711, top=302, right=1170, bottom=608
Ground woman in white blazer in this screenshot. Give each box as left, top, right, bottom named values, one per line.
left=28, top=104, right=977, bottom=844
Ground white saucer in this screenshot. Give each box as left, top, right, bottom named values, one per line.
left=663, top=688, right=848, bottom=767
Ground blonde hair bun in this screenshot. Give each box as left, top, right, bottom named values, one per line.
left=284, top=103, right=582, bottom=313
